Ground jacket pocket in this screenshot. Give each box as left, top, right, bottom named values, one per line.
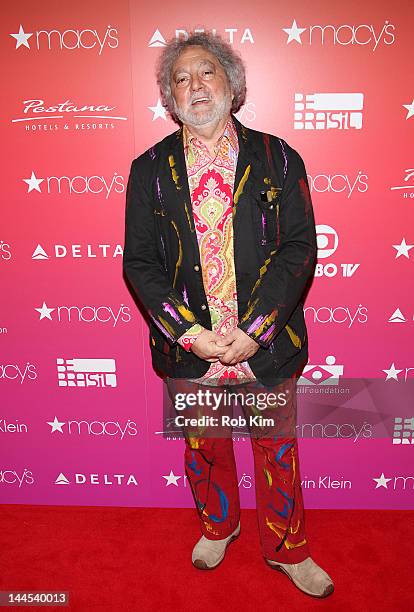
left=261, top=208, right=277, bottom=244
left=252, top=194, right=280, bottom=250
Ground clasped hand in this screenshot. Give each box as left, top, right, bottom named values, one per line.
left=191, top=328, right=260, bottom=365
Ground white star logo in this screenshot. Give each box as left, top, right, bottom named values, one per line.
left=373, top=472, right=392, bottom=489
left=35, top=301, right=55, bottom=320
left=403, top=99, right=414, bottom=120
left=10, top=24, right=33, bottom=49
left=393, top=238, right=413, bottom=259
left=282, top=19, right=306, bottom=44
left=23, top=171, right=44, bottom=193
left=162, top=470, right=181, bottom=486
left=148, top=99, right=167, bottom=121
left=382, top=362, right=403, bottom=381
left=47, top=416, right=66, bottom=433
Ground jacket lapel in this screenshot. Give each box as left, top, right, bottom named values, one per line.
left=163, top=125, right=200, bottom=261
left=232, top=115, right=265, bottom=237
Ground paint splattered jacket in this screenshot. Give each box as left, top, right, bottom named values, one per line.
left=123, top=115, right=317, bottom=385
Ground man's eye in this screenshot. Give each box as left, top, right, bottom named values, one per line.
left=176, top=76, right=188, bottom=84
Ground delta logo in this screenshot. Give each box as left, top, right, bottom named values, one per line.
left=31, top=243, right=123, bottom=260
left=148, top=27, right=254, bottom=47
left=54, top=472, right=138, bottom=485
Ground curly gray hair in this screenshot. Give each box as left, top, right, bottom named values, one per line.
left=156, top=31, right=247, bottom=123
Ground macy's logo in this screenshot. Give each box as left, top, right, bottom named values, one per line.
left=10, top=24, right=118, bottom=54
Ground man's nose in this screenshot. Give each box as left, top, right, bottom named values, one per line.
left=190, top=74, right=203, bottom=91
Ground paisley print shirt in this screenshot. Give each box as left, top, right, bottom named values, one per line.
left=177, top=117, right=257, bottom=386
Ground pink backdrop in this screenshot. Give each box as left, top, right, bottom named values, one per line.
left=1, top=0, right=413, bottom=509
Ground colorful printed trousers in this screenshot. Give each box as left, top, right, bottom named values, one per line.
left=165, top=375, right=310, bottom=564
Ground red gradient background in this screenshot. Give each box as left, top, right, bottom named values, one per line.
left=1, top=1, right=413, bottom=509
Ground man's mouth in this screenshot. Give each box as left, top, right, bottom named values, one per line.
left=191, top=97, right=211, bottom=105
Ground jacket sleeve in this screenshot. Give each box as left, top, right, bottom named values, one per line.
left=237, top=140, right=317, bottom=348
left=123, top=156, right=203, bottom=346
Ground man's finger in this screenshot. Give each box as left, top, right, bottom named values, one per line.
left=219, top=350, right=236, bottom=364
left=223, top=347, right=247, bottom=365
left=230, top=352, right=243, bottom=364
left=209, top=343, right=227, bottom=356
left=215, top=336, right=235, bottom=347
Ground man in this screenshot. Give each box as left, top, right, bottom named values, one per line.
left=123, top=32, right=334, bottom=598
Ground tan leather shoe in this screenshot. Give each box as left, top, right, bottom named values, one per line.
left=266, top=556, right=334, bottom=598
left=192, top=522, right=240, bottom=569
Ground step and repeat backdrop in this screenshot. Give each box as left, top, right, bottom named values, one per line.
left=1, top=0, right=413, bottom=509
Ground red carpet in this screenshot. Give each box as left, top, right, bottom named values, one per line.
left=1, top=506, right=412, bottom=611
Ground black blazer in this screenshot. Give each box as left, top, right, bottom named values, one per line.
left=123, top=115, right=317, bottom=385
